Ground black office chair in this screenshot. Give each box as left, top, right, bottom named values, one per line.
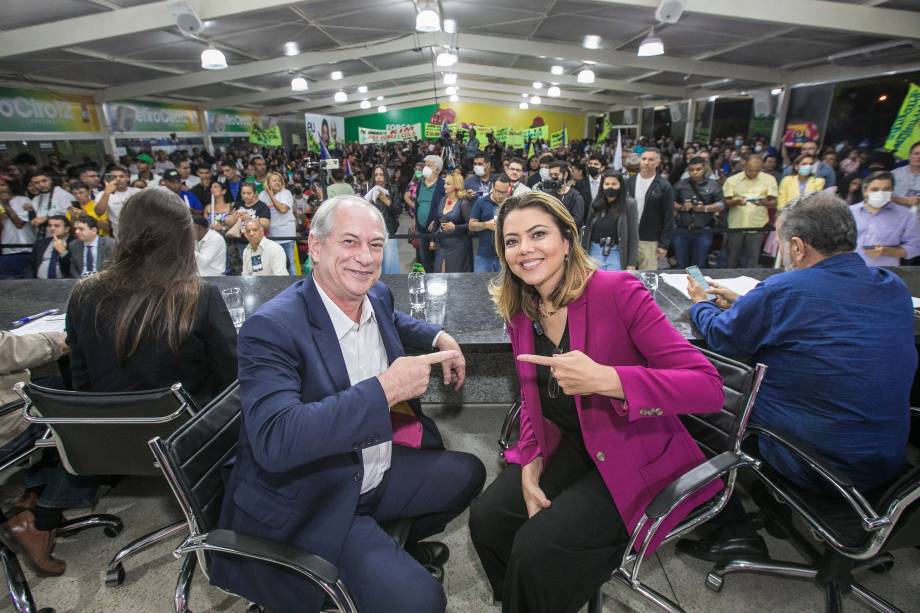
left=14, top=381, right=199, bottom=587
left=496, top=348, right=768, bottom=612
left=150, top=381, right=356, bottom=613
left=700, top=406, right=920, bottom=613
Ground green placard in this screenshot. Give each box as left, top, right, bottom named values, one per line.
left=885, top=83, right=920, bottom=160
left=106, top=100, right=201, bottom=133
left=344, top=104, right=439, bottom=142
left=249, top=124, right=282, bottom=147
left=0, top=87, right=101, bottom=132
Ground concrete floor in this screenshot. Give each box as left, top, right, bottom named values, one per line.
left=2, top=403, right=919, bottom=613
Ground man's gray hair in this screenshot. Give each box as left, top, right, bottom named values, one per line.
left=310, top=195, right=388, bottom=241
left=777, top=192, right=856, bottom=256
left=423, top=154, right=443, bottom=173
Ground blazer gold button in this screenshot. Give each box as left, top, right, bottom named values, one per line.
left=596, top=451, right=606, bottom=462
left=654, top=408, right=664, bottom=416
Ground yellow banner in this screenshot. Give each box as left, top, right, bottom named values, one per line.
left=885, top=83, right=920, bottom=160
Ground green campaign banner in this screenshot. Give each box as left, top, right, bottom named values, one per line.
left=248, top=124, right=283, bottom=147
left=506, top=129, right=525, bottom=148
left=208, top=109, right=260, bottom=134
left=424, top=123, right=441, bottom=138
left=550, top=128, right=567, bottom=148
left=523, top=125, right=549, bottom=141
left=495, top=127, right=509, bottom=143
left=106, top=100, right=201, bottom=133
left=0, top=87, right=101, bottom=132
left=358, top=123, right=422, bottom=144
left=885, top=83, right=920, bottom=160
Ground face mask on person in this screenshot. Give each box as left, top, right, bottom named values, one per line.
left=587, top=166, right=600, bottom=178
left=539, top=167, right=551, bottom=181
left=422, top=166, right=433, bottom=179
left=734, top=139, right=744, bottom=148
left=797, top=164, right=813, bottom=176
left=473, top=165, right=486, bottom=177
left=414, top=169, right=423, bottom=179
left=754, top=145, right=763, bottom=153
left=866, top=191, right=892, bottom=209
left=428, top=145, right=435, bottom=152
left=603, top=188, right=619, bottom=200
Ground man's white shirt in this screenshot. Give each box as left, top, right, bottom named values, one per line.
left=196, top=229, right=226, bottom=276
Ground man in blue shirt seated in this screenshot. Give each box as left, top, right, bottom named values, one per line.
left=678, top=192, right=916, bottom=562
left=468, top=173, right=510, bottom=273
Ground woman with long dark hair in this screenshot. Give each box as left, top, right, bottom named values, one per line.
left=66, top=188, right=237, bottom=406
left=582, top=171, right=638, bottom=271
left=366, top=164, right=403, bottom=273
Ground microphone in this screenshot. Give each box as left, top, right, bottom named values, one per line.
left=532, top=319, right=544, bottom=337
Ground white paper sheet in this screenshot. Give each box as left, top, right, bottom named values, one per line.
left=659, top=273, right=761, bottom=301
left=912, top=297, right=920, bottom=309
left=9, top=314, right=66, bottom=337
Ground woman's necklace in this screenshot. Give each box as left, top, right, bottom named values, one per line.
left=539, top=300, right=560, bottom=319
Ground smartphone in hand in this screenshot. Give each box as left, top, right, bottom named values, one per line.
left=686, top=266, right=716, bottom=300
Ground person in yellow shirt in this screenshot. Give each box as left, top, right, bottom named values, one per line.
left=721, top=155, right=778, bottom=267
left=65, top=183, right=110, bottom=236
left=777, top=154, right=825, bottom=209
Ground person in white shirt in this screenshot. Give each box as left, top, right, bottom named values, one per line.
left=192, top=216, right=226, bottom=276
left=130, top=153, right=162, bottom=188
left=153, top=150, right=175, bottom=175
left=94, top=167, right=141, bottom=239
left=0, top=183, right=36, bottom=258
left=176, top=159, right=200, bottom=190
left=241, top=219, right=289, bottom=276
left=506, top=158, right=532, bottom=197
left=258, top=172, right=297, bottom=275
left=26, top=173, right=71, bottom=239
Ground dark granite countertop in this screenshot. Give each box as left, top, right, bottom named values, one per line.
left=3, top=268, right=919, bottom=349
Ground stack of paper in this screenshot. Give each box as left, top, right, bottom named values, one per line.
left=659, top=274, right=761, bottom=301
left=9, top=314, right=66, bottom=337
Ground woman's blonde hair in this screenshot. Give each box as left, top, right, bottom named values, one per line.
left=444, top=169, right=474, bottom=199
left=489, top=190, right=595, bottom=322
left=266, top=171, right=285, bottom=188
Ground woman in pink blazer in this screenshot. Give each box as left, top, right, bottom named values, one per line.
left=468, top=190, right=724, bottom=613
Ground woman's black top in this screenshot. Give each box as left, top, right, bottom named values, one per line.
left=66, top=282, right=238, bottom=407
left=533, top=321, right=583, bottom=442
left=589, top=207, right=620, bottom=245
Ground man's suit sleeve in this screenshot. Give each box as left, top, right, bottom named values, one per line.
left=238, top=313, right=393, bottom=474
left=658, top=181, right=675, bottom=249
left=67, top=243, right=82, bottom=278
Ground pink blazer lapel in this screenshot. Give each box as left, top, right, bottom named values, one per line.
left=566, top=292, right=588, bottom=412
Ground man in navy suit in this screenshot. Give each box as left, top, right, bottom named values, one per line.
left=210, top=195, right=486, bottom=613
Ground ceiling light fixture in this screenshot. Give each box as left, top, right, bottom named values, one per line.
left=443, top=72, right=457, bottom=85
left=583, top=35, right=602, bottom=49
left=283, top=42, right=300, bottom=56
left=330, top=70, right=343, bottom=80
left=436, top=50, right=458, bottom=67
left=551, top=65, right=564, bottom=75
left=770, top=87, right=783, bottom=96
left=519, top=102, right=529, bottom=110
left=576, top=68, right=595, bottom=84
left=446, top=86, right=457, bottom=95
left=532, top=81, right=543, bottom=89
left=638, top=28, right=664, bottom=57
left=376, top=95, right=384, bottom=101
left=378, top=105, right=387, bottom=113
left=290, top=77, right=308, bottom=91
left=360, top=100, right=371, bottom=109
left=530, top=95, right=541, bottom=105
left=333, top=90, right=347, bottom=103
left=357, top=85, right=368, bottom=93
left=547, top=86, right=561, bottom=97
left=416, top=8, right=441, bottom=32
left=521, top=93, right=528, bottom=98
left=200, top=47, right=227, bottom=70
left=449, top=94, right=459, bottom=102
left=443, top=18, right=457, bottom=33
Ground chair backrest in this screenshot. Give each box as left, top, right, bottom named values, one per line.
left=14, top=382, right=197, bottom=476
left=149, top=381, right=241, bottom=548
left=870, top=462, right=920, bottom=553
left=680, top=348, right=766, bottom=458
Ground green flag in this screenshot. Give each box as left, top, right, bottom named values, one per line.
left=249, top=123, right=282, bottom=147
left=598, top=119, right=613, bottom=142
left=885, top=83, right=920, bottom=160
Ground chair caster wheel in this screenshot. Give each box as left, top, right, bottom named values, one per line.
left=103, top=525, right=121, bottom=538
left=869, top=559, right=894, bottom=574
left=105, top=564, right=125, bottom=587
left=705, top=572, right=724, bottom=593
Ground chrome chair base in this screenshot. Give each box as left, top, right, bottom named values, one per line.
left=106, top=520, right=187, bottom=587
left=0, top=543, right=54, bottom=613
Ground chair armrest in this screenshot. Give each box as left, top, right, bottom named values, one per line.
left=0, top=400, right=24, bottom=418
left=744, top=425, right=889, bottom=531
left=175, top=529, right=338, bottom=585
left=498, top=401, right=520, bottom=450
left=646, top=451, right=758, bottom=520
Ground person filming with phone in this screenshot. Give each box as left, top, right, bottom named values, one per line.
left=678, top=192, right=915, bottom=562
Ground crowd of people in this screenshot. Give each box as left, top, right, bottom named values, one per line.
left=2, top=131, right=918, bottom=279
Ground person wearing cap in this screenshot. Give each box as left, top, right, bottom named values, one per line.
left=130, top=153, right=162, bottom=188
left=192, top=215, right=227, bottom=276
left=160, top=169, right=203, bottom=213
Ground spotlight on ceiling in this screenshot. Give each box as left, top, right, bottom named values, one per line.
left=200, top=47, right=227, bottom=70
left=532, top=81, right=543, bottom=89
left=283, top=41, right=300, bottom=56
left=290, top=77, right=308, bottom=91
left=333, top=90, right=347, bottom=103
left=436, top=51, right=458, bottom=67
left=358, top=85, right=368, bottom=93
left=376, top=95, right=384, bottom=101
left=378, top=105, right=387, bottom=113
left=449, top=94, right=459, bottom=102
left=443, top=18, right=457, bottom=33
left=446, top=86, right=457, bottom=95
left=443, top=72, right=457, bottom=85
left=771, top=87, right=783, bottom=96
left=583, top=35, right=602, bottom=49
left=547, top=86, right=561, bottom=97
left=416, top=8, right=441, bottom=32
left=330, top=70, right=343, bottom=80
left=576, top=68, right=595, bottom=84
left=551, top=65, right=564, bottom=75
left=637, top=28, right=664, bottom=57
left=519, top=102, right=529, bottom=110
left=530, top=96, right=541, bottom=105
left=360, top=100, right=371, bottom=109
